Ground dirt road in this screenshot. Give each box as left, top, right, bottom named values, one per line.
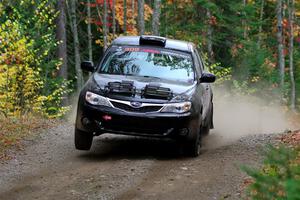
left=0, top=121, right=277, bottom=200
left=1, top=96, right=290, bottom=200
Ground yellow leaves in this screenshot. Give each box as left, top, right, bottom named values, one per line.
left=166, top=0, right=192, bottom=7
left=95, top=39, right=103, bottom=45
left=0, top=18, right=42, bottom=117
left=95, top=0, right=153, bottom=42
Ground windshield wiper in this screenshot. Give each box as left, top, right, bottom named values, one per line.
left=141, top=75, right=162, bottom=80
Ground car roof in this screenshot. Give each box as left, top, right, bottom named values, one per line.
left=111, top=36, right=194, bottom=53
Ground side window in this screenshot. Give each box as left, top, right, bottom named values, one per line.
left=198, top=54, right=206, bottom=72
left=194, top=49, right=204, bottom=74
left=192, top=50, right=201, bottom=78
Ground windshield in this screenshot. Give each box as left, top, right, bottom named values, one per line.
left=99, top=47, right=194, bottom=83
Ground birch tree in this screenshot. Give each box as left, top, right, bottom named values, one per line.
left=152, top=0, right=161, bottom=35
left=242, top=0, right=247, bottom=39
left=258, top=0, right=265, bottom=47
left=103, top=0, right=108, bottom=51
left=123, top=0, right=127, bottom=34
left=87, top=0, right=93, bottom=62
left=69, top=0, right=83, bottom=91
left=138, top=0, right=145, bottom=35
left=206, top=8, right=214, bottom=62
left=56, top=0, right=67, bottom=80
left=112, top=0, right=116, bottom=37
left=288, top=0, right=296, bottom=110
left=276, top=0, right=285, bottom=91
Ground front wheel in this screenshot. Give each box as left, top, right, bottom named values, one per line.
left=182, top=128, right=201, bottom=157
left=75, top=129, right=93, bottom=150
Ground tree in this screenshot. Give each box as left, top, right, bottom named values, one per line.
left=87, top=0, right=93, bottom=62
left=69, top=0, right=83, bottom=91
left=206, top=8, right=214, bottom=62
left=0, top=0, right=70, bottom=118
left=112, top=0, right=116, bottom=37
left=103, top=0, right=108, bottom=51
left=56, top=0, right=68, bottom=80
left=138, top=0, right=145, bottom=35
left=123, top=0, right=127, bottom=34
left=257, top=0, right=265, bottom=47
left=276, top=0, right=285, bottom=92
left=152, top=0, right=161, bottom=35
left=288, top=0, right=296, bottom=110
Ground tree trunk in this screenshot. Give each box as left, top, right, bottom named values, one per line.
left=123, top=0, right=127, bottom=34
left=103, top=0, right=108, bottom=51
left=206, top=8, right=214, bottom=63
left=276, top=0, right=285, bottom=91
left=288, top=0, right=296, bottom=110
left=70, top=0, right=83, bottom=91
left=137, top=0, right=145, bottom=35
left=242, top=0, right=247, bottom=39
left=152, top=0, right=161, bottom=35
left=257, top=0, right=264, bottom=47
left=56, top=0, right=68, bottom=80
left=87, top=0, right=93, bottom=62
left=132, top=0, right=135, bottom=18
left=112, top=0, right=116, bottom=37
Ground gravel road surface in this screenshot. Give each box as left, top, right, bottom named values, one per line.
left=0, top=121, right=277, bottom=200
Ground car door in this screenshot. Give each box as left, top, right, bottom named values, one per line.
left=191, top=48, right=205, bottom=119
left=194, top=49, right=211, bottom=126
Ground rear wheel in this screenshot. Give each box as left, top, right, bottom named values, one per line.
left=201, top=125, right=210, bottom=136
left=75, top=129, right=93, bottom=150
left=202, top=102, right=213, bottom=136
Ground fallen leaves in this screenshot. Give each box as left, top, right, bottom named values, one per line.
left=0, top=116, right=57, bottom=161
left=278, top=129, right=300, bottom=146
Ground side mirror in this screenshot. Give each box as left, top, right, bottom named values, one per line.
left=81, top=61, right=95, bottom=72
left=200, top=72, right=216, bottom=83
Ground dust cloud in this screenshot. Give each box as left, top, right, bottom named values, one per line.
left=204, top=89, right=292, bottom=149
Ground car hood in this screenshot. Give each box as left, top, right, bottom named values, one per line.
left=89, top=73, right=196, bottom=102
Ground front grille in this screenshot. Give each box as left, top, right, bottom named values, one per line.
left=110, top=101, right=162, bottom=113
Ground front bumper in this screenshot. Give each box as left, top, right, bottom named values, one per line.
left=76, top=102, right=198, bottom=138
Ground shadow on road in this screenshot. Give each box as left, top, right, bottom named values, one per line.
left=77, top=134, right=194, bottom=161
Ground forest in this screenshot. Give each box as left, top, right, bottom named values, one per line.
left=0, top=0, right=299, bottom=118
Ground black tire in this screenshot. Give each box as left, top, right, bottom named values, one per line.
left=210, top=102, right=214, bottom=129
left=75, top=129, right=93, bottom=150
left=201, top=125, right=210, bottom=137
left=183, top=128, right=201, bottom=157
left=202, top=101, right=213, bottom=136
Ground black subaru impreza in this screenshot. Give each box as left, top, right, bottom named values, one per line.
left=75, top=35, right=215, bottom=157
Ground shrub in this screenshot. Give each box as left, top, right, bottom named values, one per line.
left=0, top=1, right=71, bottom=118
left=242, top=145, right=300, bottom=200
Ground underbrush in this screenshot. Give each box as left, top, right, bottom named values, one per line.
left=0, top=116, right=56, bottom=160
left=242, top=131, right=300, bottom=200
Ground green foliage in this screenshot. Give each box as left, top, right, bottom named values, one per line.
left=0, top=0, right=71, bottom=118
left=160, top=0, right=299, bottom=107
left=242, top=145, right=300, bottom=200
left=232, top=80, right=257, bottom=95
left=208, top=62, right=232, bottom=85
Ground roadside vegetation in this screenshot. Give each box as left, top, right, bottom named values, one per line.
left=243, top=131, right=300, bottom=199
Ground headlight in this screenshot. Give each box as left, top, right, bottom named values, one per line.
left=85, top=91, right=112, bottom=107
left=160, top=102, right=191, bottom=113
